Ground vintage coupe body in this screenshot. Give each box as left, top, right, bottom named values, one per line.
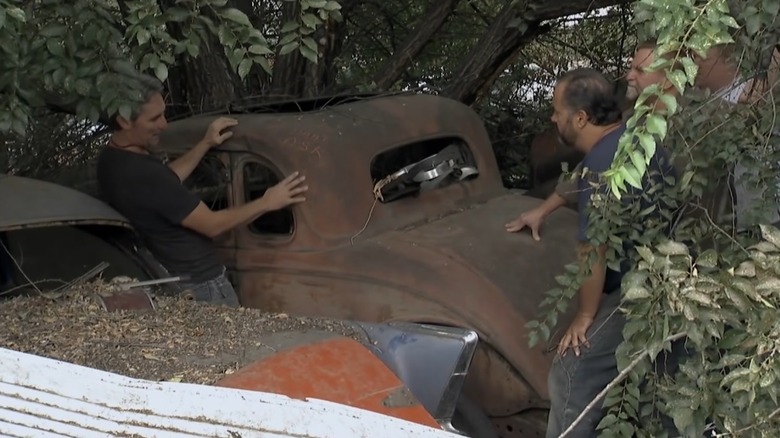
left=156, top=93, right=581, bottom=436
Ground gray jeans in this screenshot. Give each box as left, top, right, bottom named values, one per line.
left=546, top=290, right=625, bottom=438
left=178, top=268, right=240, bottom=307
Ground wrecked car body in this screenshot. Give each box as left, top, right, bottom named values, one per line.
left=155, top=93, right=581, bottom=436
left=0, top=172, right=481, bottom=435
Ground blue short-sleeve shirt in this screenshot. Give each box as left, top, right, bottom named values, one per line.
left=576, top=124, right=676, bottom=293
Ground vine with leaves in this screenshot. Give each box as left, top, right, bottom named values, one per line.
left=528, top=0, right=780, bottom=436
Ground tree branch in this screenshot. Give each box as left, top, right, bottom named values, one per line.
left=372, top=0, right=462, bottom=89
left=558, top=332, right=688, bottom=438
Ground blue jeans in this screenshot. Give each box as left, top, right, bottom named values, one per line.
left=178, top=268, right=240, bottom=307
left=546, top=290, right=625, bottom=438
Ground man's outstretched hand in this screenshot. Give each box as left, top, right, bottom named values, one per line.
left=203, top=117, right=239, bottom=148
left=505, top=207, right=545, bottom=241
left=262, top=171, right=309, bottom=211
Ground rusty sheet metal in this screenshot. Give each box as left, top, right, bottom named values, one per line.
left=216, top=336, right=443, bottom=430
left=95, top=290, right=156, bottom=312
left=231, top=192, right=579, bottom=414
left=0, top=347, right=460, bottom=437
left=157, top=93, right=506, bottom=243
left=0, top=174, right=131, bottom=232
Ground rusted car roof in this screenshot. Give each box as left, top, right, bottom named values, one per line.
left=157, top=93, right=505, bottom=242
left=0, top=174, right=130, bottom=231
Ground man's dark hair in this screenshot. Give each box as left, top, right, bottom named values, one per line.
left=557, top=68, right=623, bottom=126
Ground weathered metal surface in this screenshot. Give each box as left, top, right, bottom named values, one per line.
left=216, top=336, right=443, bottom=431
left=0, top=347, right=460, bottom=437
left=95, top=289, right=156, bottom=312
left=0, top=174, right=130, bottom=232
left=157, top=93, right=507, bottom=243
left=155, top=93, right=582, bottom=429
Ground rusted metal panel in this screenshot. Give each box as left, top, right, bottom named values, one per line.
left=216, top=336, right=443, bottom=430
left=157, top=93, right=506, bottom=244
left=0, top=347, right=461, bottom=437
left=231, top=192, right=578, bottom=412
left=0, top=174, right=130, bottom=232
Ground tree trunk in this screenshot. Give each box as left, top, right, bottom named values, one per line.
left=371, top=0, right=462, bottom=90
left=443, top=0, right=628, bottom=106
left=157, top=0, right=241, bottom=118
left=442, top=3, right=549, bottom=106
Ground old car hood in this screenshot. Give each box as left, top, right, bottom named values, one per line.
left=0, top=174, right=131, bottom=231
left=377, top=191, right=580, bottom=328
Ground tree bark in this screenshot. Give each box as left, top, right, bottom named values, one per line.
left=157, top=0, right=240, bottom=118
left=442, top=3, right=548, bottom=106
left=371, top=0, right=462, bottom=90
left=270, top=0, right=362, bottom=99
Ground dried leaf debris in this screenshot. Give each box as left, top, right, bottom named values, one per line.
left=0, top=280, right=365, bottom=385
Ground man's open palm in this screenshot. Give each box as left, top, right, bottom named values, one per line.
left=263, top=171, right=308, bottom=210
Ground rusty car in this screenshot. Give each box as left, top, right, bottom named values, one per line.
left=0, top=172, right=486, bottom=436
left=152, top=92, right=581, bottom=437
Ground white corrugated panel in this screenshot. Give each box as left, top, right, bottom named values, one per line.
left=0, top=348, right=460, bottom=438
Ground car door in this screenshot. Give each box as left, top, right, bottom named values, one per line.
left=229, top=152, right=296, bottom=302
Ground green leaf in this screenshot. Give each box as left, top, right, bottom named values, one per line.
left=745, top=12, right=761, bottom=36
left=324, top=1, right=342, bottom=11
left=248, top=44, right=272, bottom=55
left=619, top=164, right=642, bottom=189
left=220, top=8, right=252, bottom=27
left=279, top=32, right=298, bottom=45
left=237, top=58, right=252, bottom=79
left=637, top=133, right=656, bottom=161
left=657, top=240, right=689, bottom=256
left=154, top=63, right=168, bottom=82
left=659, top=92, right=678, bottom=115
left=646, top=114, right=668, bottom=139
left=281, top=21, right=300, bottom=33
left=279, top=41, right=299, bottom=55
left=136, top=28, right=151, bottom=45
left=624, top=285, right=651, bottom=300
left=666, top=68, right=688, bottom=93
left=301, top=37, right=318, bottom=52
left=719, top=15, right=739, bottom=28
left=301, top=13, right=320, bottom=28
left=695, top=249, right=718, bottom=269
left=46, top=39, right=64, bottom=57
left=760, top=224, right=780, bottom=249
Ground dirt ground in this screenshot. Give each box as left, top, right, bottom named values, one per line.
left=0, top=279, right=366, bottom=385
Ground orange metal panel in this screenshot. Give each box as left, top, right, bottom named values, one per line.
left=215, top=337, right=442, bottom=429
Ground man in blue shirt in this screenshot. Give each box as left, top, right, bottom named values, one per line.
left=544, top=68, right=677, bottom=437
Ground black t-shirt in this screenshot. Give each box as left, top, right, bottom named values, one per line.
left=96, top=147, right=222, bottom=282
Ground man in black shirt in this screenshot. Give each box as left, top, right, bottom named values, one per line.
left=97, top=76, right=308, bottom=307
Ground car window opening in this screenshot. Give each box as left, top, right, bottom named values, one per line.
left=243, top=161, right=294, bottom=235
left=183, top=155, right=230, bottom=211
left=370, top=137, right=479, bottom=203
